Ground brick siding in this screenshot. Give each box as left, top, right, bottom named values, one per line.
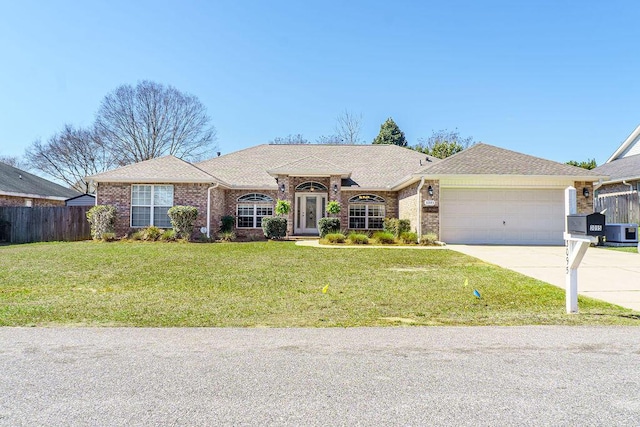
left=0, top=195, right=65, bottom=207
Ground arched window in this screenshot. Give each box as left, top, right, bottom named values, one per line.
left=295, top=182, right=328, bottom=192
left=348, top=194, right=385, bottom=229
left=237, top=193, right=274, bottom=228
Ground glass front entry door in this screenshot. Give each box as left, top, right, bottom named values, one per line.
left=295, top=193, right=327, bottom=234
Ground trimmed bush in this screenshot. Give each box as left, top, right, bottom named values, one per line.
left=372, top=231, right=395, bottom=244
left=101, top=232, right=117, bottom=242
left=347, top=232, right=369, bottom=244
left=262, top=217, right=287, bottom=239
left=383, top=218, right=411, bottom=238
left=130, top=231, right=143, bottom=241
left=400, top=231, right=418, bottom=244
left=86, top=205, right=116, bottom=240
left=420, top=232, right=439, bottom=246
left=325, top=233, right=346, bottom=243
left=318, top=217, right=341, bottom=237
left=168, top=206, right=198, bottom=240
left=220, top=215, right=235, bottom=233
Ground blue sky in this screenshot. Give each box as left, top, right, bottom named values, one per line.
left=1, top=0, right=639, bottom=167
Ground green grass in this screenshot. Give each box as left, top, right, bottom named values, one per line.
left=0, top=241, right=638, bottom=327
left=599, top=246, right=638, bottom=254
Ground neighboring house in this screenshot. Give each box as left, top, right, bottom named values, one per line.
left=88, top=143, right=605, bottom=245
left=65, top=194, right=96, bottom=206
left=592, top=125, right=640, bottom=224
left=0, top=162, right=80, bottom=207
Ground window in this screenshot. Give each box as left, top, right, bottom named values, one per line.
left=131, top=185, right=173, bottom=228
left=24, top=199, right=32, bottom=207
left=295, top=182, right=328, bottom=192
left=237, top=193, right=274, bottom=228
left=348, top=194, right=385, bottom=229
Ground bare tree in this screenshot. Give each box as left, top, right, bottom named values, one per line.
left=315, top=135, right=343, bottom=144
left=25, top=124, right=116, bottom=193
left=268, top=134, right=311, bottom=144
left=335, top=109, right=363, bottom=144
left=0, top=155, right=26, bottom=169
left=96, top=80, right=217, bottom=164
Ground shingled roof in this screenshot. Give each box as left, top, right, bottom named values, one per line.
left=592, top=153, right=640, bottom=183
left=417, top=143, right=607, bottom=179
left=196, top=144, right=438, bottom=189
left=0, top=162, right=80, bottom=200
left=88, top=155, right=218, bottom=184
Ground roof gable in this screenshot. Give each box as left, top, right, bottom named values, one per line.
left=418, top=143, right=605, bottom=178
left=606, top=124, right=640, bottom=163
left=0, top=162, right=80, bottom=199
left=88, top=155, right=218, bottom=183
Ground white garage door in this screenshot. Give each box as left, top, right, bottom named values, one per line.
left=440, top=188, right=565, bottom=245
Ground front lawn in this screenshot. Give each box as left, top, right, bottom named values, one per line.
left=599, top=246, right=639, bottom=254
left=0, top=241, right=637, bottom=327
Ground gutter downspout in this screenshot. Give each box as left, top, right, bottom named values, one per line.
left=416, top=177, right=426, bottom=242
left=206, top=183, right=220, bottom=239
left=623, top=180, right=634, bottom=193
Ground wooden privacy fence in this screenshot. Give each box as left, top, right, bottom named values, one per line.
left=0, top=206, right=92, bottom=244
left=594, top=191, right=640, bottom=224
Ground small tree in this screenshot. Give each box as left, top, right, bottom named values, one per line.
left=413, top=129, right=475, bottom=159
left=86, top=205, right=116, bottom=240
left=372, top=118, right=407, bottom=147
left=566, top=159, right=597, bottom=170
left=167, top=206, right=198, bottom=240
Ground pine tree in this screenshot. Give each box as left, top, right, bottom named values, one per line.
left=372, top=117, right=407, bottom=147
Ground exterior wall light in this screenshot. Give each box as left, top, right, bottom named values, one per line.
left=428, top=185, right=434, bottom=197
left=583, top=187, right=589, bottom=198
left=280, top=183, right=285, bottom=193
left=333, top=183, right=338, bottom=194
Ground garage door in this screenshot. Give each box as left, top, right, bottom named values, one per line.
left=440, top=188, right=565, bottom=245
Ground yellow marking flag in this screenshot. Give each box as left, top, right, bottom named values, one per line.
left=322, top=284, right=329, bottom=294
left=463, top=278, right=468, bottom=287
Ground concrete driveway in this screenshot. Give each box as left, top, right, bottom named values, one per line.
left=449, top=245, right=640, bottom=311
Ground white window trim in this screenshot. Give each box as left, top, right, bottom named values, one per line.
left=236, top=193, right=274, bottom=229
left=348, top=204, right=385, bottom=230
left=130, top=184, right=174, bottom=228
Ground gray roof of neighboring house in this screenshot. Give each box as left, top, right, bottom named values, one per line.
left=592, top=153, right=640, bottom=183
left=417, top=143, right=607, bottom=178
left=88, top=155, right=217, bottom=183
left=0, top=162, right=80, bottom=199
left=196, top=144, right=439, bottom=189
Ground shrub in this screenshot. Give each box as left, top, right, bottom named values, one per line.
left=400, top=231, right=418, bottom=244
left=383, top=218, right=411, bottom=238
left=160, top=229, right=177, bottom=241
left=372, top=231, right=395, bottom=244
left=130, top=231, right=144, bottom=241
left=318, top=217, right=341, bottom=237
left=347, top=232, right=369, bottom=244
left=101, top=232, right=117, bottom=242
left=86, top=205, right=116, bottom=240
left=326, top=200, right=341, bottom=216
left=168, top=206, right=198, bottom=240
left=275, top=200, right=291, bottom=216
left=325, top=233, right=346, bottom=243
left=420, top=233, right=439, bottom=246
left=262, top=217, right=287, bottom=239
left=220, top=215, right=235, bottom=233
left=218, top=231, right=236, bottom=242
left=142, top=226, right=163, bottom=241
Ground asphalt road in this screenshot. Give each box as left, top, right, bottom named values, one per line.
left=1, top=327, right=639, bottom=426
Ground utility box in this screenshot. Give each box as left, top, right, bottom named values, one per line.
left=567, top=213, right=606, bottom=236
left=605, top=223, right=638, bottom=243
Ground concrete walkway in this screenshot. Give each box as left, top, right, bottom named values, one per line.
left=449, top=245, right=640, bottom=312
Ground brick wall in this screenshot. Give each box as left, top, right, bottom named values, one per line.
left=0, top=195, right=65, bottom=207
left=96, top=182, right=211, bottom=238
left=421, top=180, right=440, bottom=237
left=574, top=180, right=594, bottom=214
left=398, top=182, right=419, bottom=233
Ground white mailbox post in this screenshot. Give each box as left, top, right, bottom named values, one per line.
left=564, top=186, right=599, bottom=313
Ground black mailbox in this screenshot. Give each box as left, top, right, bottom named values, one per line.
left=566, top=213, right=606, bottom=236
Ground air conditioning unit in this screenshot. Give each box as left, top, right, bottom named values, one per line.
left=605, top=223, right=638, bottom=243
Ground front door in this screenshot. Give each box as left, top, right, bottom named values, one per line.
left=295, top=193, right=327, bottom=234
